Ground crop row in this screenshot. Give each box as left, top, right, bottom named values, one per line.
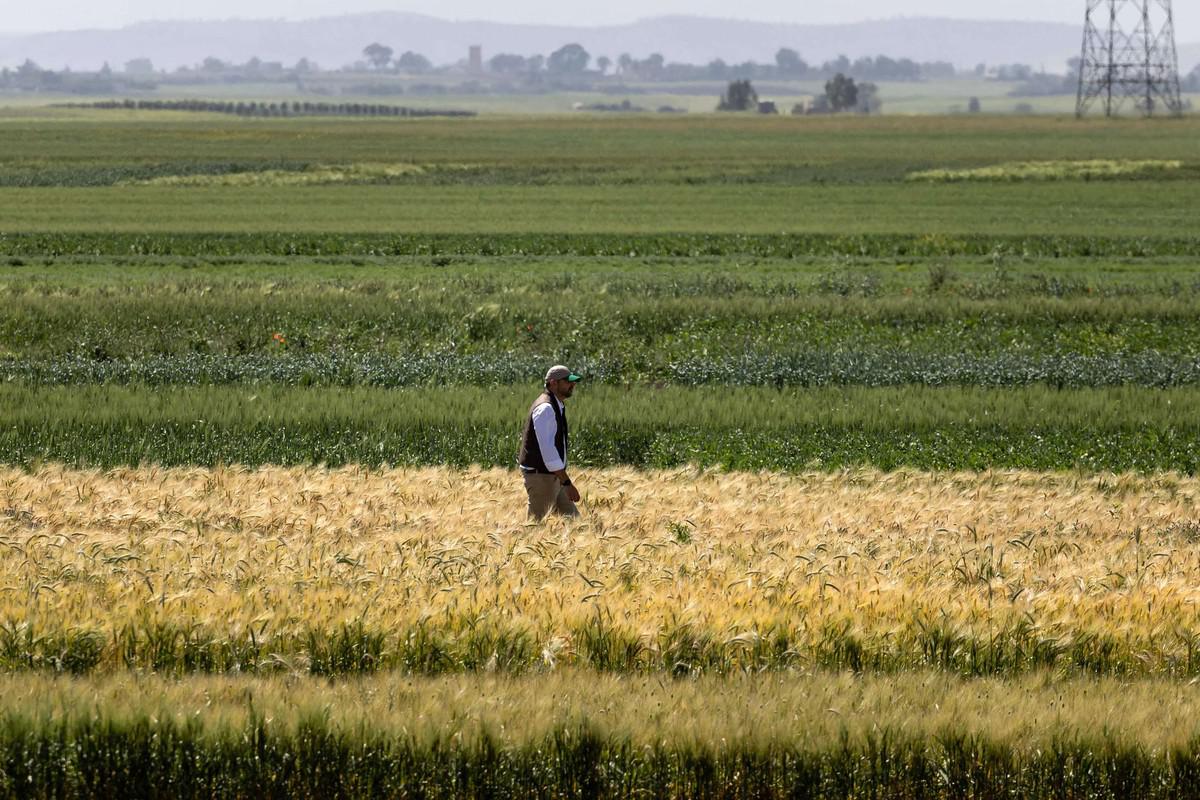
left=10, top=299, right=1200, bottom=345
left=5, top=115, right=1198, bottom=184
left=6, top=420, right=1195, bottom=471
left=4, top=290, right=1200, bottom=361
left=7, top=256, right=1200, bottom=297
left=55, top=99, right=476, bottom=117
left=0, top=160, right=315, bottom=188
left=5, top=231, right=1200, bottom=258
left=7, top=383, right=1193, bottom=428
left=1, top=384, right=1199, bottom=471
left=8, top=612, right=1200, bottom=676
left=3, top=465, right=1200, bottom=679
left=5, top=711, right=1198, bottom=799
left=4, top=350, right=1200, bottom=389
left=3, top=667, right=1199, bottom=796
left=906, top=158, right=1186, bottom=182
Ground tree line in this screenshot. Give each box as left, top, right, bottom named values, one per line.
left=50, top=99, right=475, bottom=118
left=7, top=45, right=1197, bottom=96
left=717, top=74, right=881, bottom=114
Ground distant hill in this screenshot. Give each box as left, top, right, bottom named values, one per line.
left=0, top=13, right=1196, bottom=75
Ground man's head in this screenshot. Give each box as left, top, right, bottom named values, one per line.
left=544, top=364, right=581, bottom=400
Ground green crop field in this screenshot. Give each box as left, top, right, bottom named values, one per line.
left=1, top=109, right=1199, bottom=796
left=0, top=115, right=1197, bottom=237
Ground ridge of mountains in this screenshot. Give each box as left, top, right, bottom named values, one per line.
left=2, top=13, right=1198, bottom=75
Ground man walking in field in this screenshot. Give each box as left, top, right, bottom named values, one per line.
left=518, top=365, right=582, bottom=520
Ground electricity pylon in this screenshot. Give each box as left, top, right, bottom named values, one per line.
left=1076, top=0, right=1183, bottom=117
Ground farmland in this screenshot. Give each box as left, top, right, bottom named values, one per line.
left=5, top=464, right=1200, bottom=676
left=1, top=110, right=1199, bottom=796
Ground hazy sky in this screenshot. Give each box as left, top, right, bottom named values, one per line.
left=2, top=0, right=1154, bottom=35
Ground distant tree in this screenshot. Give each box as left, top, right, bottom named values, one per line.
left=968, top=96, right=982, bottom=113
left=992, top=63, right=1032, bottom=81
left=638, top=53, right=665, bottom=79
left=921, top=61, right=957, bottom=79
left=850, top=55, right=910, bottom=80
left=617, top=53, right=634, bottom=75
left=717, top=79, right=757, bottom=111
left=363, top=43, right=394, bottom=71
left=775, top=47, right=807, bottom=77
left=13, top=59, right=43, bottom=89
left=294, top=58, right=316, bottom=73
left=201, top=57, right=227, bottom=73
left=1185, top=64, right=1200, bottom=92
left=731, top=61, right=759, bottom=79
left=824, top=73, right=858, bottom=111
left=124, top=58, right=154, bottom=75
left=856, top=81, right=881, bottom=113
left=851, top=56, right=872, bottom=75
left=38, top=70, right=64, bottom=89
left=974, top=63, right=986, bottom=77
left=824, top=55, right=850, bottom=75
left=893, top=58, right=920, bottom=81
left=596, top=55, right=612, bottom=75
left=527, top=55, right=545, bottom=73
left=548, top=43, right=590, bottom=74
left=396, top=51, right=432, bottom=74
left=706, top=59, right=728, bottom=80
left=488, top=53, right=527, bottom=74
left=99, top=62, right=112, bottom=76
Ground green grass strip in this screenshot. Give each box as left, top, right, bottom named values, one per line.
left=6, top=231, right=1200, bottom=258
left=2, top=384, right=1198, bottom=472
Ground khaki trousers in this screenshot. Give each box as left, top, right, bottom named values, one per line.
left=524, top=473, right=579, bottom=520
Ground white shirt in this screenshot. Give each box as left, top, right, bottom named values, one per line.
left=530, top=394, right=566, bottom=472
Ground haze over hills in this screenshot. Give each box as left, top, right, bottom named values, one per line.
left=5, top=13, right=1196, bottom=74
left=2, top=13, right=1197, bottom=75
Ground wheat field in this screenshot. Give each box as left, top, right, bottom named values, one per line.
left=3, top=464, right=1199, bottom=675
left=8, top=669, right=1200, bottom=751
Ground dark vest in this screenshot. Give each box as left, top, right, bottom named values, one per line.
left=517, top=392, right=567, bottom=473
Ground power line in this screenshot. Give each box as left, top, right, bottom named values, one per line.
left=1076, top=0, right=1183, bottom=117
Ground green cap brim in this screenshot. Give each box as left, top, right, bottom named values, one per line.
left=567, top=373, right=582, bottom=382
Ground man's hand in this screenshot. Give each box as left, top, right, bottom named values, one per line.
left=555, top=470, right=581, bottom=503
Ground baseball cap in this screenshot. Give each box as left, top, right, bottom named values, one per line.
left=545, top=365, right=582, bottom=382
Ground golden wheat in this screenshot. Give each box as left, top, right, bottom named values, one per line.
left=3, top=465, right=1199, bottom=672
left=906, top=159, right=1183, bottom=182
left=5, top=668, right=1200, bottom=750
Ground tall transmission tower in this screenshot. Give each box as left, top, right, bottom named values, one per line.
left=1076, top=0, right=1183, bottom=117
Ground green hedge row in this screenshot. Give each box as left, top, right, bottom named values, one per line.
left=3, top=384, right=1197, bottom=471
left=4, top=351, right=1200, bottom=388
left=6, top=231, right=1200, bottom=257
left=5, top=421, right=1199, bottom=473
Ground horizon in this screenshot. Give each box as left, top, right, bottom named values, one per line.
left=0, top=9, right=1099, bottom=34
left=0, top=11, right=1093, bottom=35
left=4, top=3, right=1194, bottom=42
left=3, top=8, right=1196, bottom=75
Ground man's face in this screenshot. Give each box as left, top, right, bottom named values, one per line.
left=551, top=378, right=576, bottom=399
